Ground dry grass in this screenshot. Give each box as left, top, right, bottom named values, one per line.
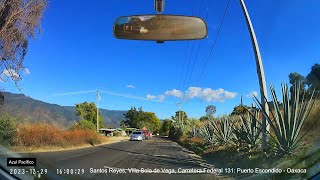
left=14, top=123, right=102, bottom=148
left=301, top=99, right=320, bottom=146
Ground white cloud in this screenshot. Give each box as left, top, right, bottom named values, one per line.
left=185, top=87, right=237, bottom=102
left=146, top=94, right=156, bottom=100
left=23, top=68, right=31, bottom=75
left=164, top=89, right=183, bottom=98
left=157, top=95, right=166, bottom=102
left=145, top=87, right=237, bottom=103
left=246, top=91, right=258, bottom=98
left=146, top=94, right=166, bottom=102
left=126, top=85, right=135, bottom=88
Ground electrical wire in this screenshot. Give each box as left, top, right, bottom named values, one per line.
left=182, top=0, right=232, bottom=107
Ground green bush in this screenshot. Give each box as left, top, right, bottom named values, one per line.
left=168, top=125, right=183, bottom=141
left=70, top=120, right=96, bottom=130
left=0, top=113, right=17, bottom=146
left=113, top=131, right=123, bottom=137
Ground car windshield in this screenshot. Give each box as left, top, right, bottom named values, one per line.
left=132, top=132, right=142, bottom=135
left=0, top=0, right=319, bottom=180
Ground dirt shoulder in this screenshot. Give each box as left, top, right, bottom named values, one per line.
left=10, top=136, right=129, bottom=153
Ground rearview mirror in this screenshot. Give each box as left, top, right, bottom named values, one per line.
left=113, top=15, right=207, bottom=42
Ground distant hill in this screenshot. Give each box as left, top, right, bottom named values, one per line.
left=0, top=92, right=127, bottom=128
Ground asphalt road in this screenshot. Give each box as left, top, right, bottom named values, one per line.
left=22, top=137, right=222, bottom=180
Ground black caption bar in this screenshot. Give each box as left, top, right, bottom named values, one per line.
left=7, top=158, right=37, bottom=167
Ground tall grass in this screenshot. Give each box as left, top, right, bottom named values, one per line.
left=15, top=123, right=102, bottom=147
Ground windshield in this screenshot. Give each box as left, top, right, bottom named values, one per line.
left=132, top=132, right=142, bottom=135
left=0, top=0, right=319, bottom=180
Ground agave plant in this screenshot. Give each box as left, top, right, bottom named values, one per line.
left=210, top=116, right=235, bottom=146
left=233, top=110, right=262, bottom=149
left=253, top=83, right=315, bottom=155
left=198, top=121, right=215, bottom=145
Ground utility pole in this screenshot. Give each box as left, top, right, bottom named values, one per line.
left=96, top=90, right=101, bottom=132
left=177, top=102, right=182, bottom=127
left=239, top=0, right=270, bottom=151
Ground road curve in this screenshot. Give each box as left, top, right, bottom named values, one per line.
left=22, top=137, right=221, bottom=180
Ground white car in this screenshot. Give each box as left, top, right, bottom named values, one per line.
left=130, top=131, right=145, bottom=141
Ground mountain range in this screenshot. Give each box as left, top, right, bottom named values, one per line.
left=0, top=92, right=127, bottom=128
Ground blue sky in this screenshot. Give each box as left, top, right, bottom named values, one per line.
left=2, top=0, right=320, bottom=119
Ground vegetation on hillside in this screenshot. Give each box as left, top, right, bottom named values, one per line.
left=0, top=92, right=126, bottom=127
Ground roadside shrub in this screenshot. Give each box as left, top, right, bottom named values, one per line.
left=0, top=113, right=17, bottom=146
left=70, top=120, right=96, bottom=130
left=15, top=123, right=102, bottom=147
left=168, top=125, right=183, bottom=141
left=178, top=136, right=206, bottom=155
left=113, top=131, right=124, bottom=137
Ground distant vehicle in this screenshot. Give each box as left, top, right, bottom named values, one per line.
left=141, top=126, right=151, bottom=140
left=143, top=131, right=151, bottom=140
left=130, top=131, right=145, bottom=141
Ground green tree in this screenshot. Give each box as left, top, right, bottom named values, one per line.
left=171, top=110, right=188, bottom=125
left=160, top=119, right=172, bottom=136
left=205, top=105, right=216, bottom=118
left=289, top=72, right=306, bottom=96
left=123, top=107, right=143, bottom=128
left=231, top=105, right=249, bottom=115
left=140, top=112, right=161, bottom=133
left=289, top=72, right=306, bottom=85
left=199, top=116, right=210, bottom=122
left=75, top=101, right=104, bottom=128
left=123, top=107, right=161, bottom=133
left=0, top=113, right=17, bottom=146
left=306, top=63, right=320, bottom=95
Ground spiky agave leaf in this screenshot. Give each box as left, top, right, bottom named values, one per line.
left=198, top=121, right=215, bottom=145
left=233, top=110, right=263, bottom=149
left=253, top=83, right=315, bottom=155
left=211, top=116, right=235, bottom=146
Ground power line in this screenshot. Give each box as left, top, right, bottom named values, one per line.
left=176, top=0, right=197, bottom=105
left=181, top=0, right=210, bottom=104
left=182, top=0, right=232, bottom=107
left=53, top=89, right=174, bottom=105
left=177, top=0, right=203, bottom=105
left=185, top=0, right=210, bottom=90
left=53, top=90, right=96, bottom=96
